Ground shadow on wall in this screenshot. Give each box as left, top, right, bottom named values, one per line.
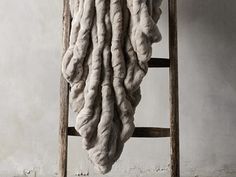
left=178, top=1, right=236, bottom=176
left=179, top=0, right=236, bottom=88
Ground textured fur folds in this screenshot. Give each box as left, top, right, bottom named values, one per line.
left=62, top=0, right=162, bottom=173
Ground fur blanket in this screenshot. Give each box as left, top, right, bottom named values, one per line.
left=62, top=0, right=162, bottom=173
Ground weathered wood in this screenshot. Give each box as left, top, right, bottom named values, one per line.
left=148, top=58, right=170, bottom=67
left=168, top=0, right=180, bottom=177
left=67, top=127, right=170, bottom=138
left=59, top=0, right=71, bottom=177
left=132, top=127, right=170, bottom=138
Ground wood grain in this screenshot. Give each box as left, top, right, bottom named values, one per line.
left=169, top=0, right=180, bottom=177
left=59, top=0, right=71, bottom=177
left=67, top=127, right=170, bottom=138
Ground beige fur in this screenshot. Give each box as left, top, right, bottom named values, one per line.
left=62, top=0, right=162, bottom=173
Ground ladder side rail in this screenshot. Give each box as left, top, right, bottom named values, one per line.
left=168, top=0, right=180, bottom=177
left=59, top=0, right=71, bottom=177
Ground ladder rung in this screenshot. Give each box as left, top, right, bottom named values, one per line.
left=132, top=127, right=170, bottom=137
left=148, top=58, right=170, bottom=67
left=67, top=127, right=170, bottom=138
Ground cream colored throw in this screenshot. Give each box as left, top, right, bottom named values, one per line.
left=62, top=0, right=162, bottom=174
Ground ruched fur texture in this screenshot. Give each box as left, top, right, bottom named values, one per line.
left=62, top=0, right=162, bottom=174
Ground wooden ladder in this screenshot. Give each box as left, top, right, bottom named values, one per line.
left=59, top=0, right=179, bottom=176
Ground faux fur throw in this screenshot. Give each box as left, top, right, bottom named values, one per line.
left=62, top=0, right=162, bottom=174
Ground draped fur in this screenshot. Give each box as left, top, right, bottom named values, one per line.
left=62, top=0, right=162, bottom=174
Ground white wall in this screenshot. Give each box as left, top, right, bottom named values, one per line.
left=0, top=0, right=236, bottom=177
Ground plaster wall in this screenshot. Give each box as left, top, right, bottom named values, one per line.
left=0, top=0, right=235, bottom=176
